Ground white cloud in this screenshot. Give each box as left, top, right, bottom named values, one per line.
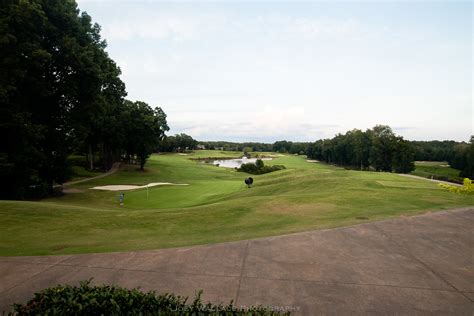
left=167, top=106, right=342, bottom=141
left=102, top=17, right=199, bottom=41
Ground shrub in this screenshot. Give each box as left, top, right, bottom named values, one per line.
left=238, top=160, right=286, bottom=175
left=11, top=280, right=288, bottom=315
left=438, top=178, right=474, bottom=194
left=239, top=162, right=260, bottom=174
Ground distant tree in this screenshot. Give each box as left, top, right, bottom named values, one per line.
left=243, top=146, right=253, bottom=156
left=158, top=133, right=197, bottom=152
left=273, top=141, right=292, bottom=153
left=346, top=129, right=371, bottom=170
left=460, top=136, right=474, bottom=179
left=369, top=125, right=396, bottom=172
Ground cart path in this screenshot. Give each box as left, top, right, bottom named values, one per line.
left=1, top=207, right=473, bottom=314
left=398, top=173, right=463, bottom=187
left=62, top=162, right=121, bottom=186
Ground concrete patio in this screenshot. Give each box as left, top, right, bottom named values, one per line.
left=1, top=207, right=473, bottom=314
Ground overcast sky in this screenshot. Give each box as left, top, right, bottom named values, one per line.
left=77, top=0, right=472, bottom=142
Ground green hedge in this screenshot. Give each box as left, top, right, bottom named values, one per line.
left=11, top=280, right=289, bottom=315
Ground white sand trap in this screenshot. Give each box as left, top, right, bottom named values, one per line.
left=178, top=153, right=188, bottom=156
left=91, top=182, right=189, bottom=191
left=306, top=159, right=320, bottom=163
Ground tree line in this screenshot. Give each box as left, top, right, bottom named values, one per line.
left=157, top=133, right=198, bottom=153
left=0, top=1, right=169, bottom=199
left=306, top=125, right=415, bottom=173
left=197, top=140, right=308, bottom=154
left=411, top=139, right=473, bottom=178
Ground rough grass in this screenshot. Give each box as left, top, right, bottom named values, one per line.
left=1, top=151, right=473, bottom=256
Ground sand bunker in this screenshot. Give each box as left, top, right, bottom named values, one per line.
left=91, top=182, right=189, bottom=191
left=306, top=159, right=319, bottom=163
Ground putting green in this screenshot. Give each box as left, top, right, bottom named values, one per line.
left=0, top=151, right=472, bottom=256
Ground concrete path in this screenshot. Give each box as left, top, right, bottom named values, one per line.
left=398, top=173, right=463, bottom=187
left=1, top=208, right=473, bottom=314
left=62, top=162, right=121, bottom=187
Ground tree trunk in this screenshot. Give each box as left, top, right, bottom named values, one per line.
left=88, top=144, right=94, bottom=171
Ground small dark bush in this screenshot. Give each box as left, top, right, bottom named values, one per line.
left=238, top=159, right=286, bottom=175
left=238, top=163, right=260, bottom=174
left=11, top=280, right=289, bottom=315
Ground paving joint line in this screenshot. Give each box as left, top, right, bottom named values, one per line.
left=1, top=260, right=466, bottom=294
left=0, top=256, right=71, bottom=296
left=371, top=222, right=474, bottom=303
left=237, top=275, right=470, bottom=294
left=235, top=240, right=250, bottom=304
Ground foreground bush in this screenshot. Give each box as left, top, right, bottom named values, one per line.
left=12, top=280, right=289, bottom=315
left=438, top=178, right=474, bottom=194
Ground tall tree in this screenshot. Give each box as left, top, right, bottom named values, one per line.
left=0, top=1, right=128, bottom=198
left=369, top=125, right=396, bottom=172
left=122, top=101, right=169, bottom=170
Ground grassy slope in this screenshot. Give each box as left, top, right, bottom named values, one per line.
left=411, top=161, right=462, bottom=182
left=1, top=151, right=473, bottom=256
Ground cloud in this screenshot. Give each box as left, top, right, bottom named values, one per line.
left=168, top=106, right=341, bottom=141
left=102, top=17, right=200, bottom=41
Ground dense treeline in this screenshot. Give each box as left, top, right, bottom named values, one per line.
left=272, top=141, right=309, bottom=154
left=411, top=139, right=473, bottom=178
left=0, top=1, right=168, bottom=199
left=198, top=141, right=273, bottom=152
left=412, top=140, right=459, bottom=161
left=306, top=125, right=415, bottom=173
left=451, top=137, right=474, bottom=178
left=158, top=133, right=198, bottom=152
left=198, top=140, right=308, bottom=154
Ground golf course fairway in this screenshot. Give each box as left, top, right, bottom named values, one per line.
left=1, top=151, right=473, bottom=256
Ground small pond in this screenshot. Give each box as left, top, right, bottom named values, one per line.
left=206, top=157, right=272, bottom=168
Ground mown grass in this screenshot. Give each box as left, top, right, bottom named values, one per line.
left=1, top=151, right=472, bottom=256
left=411, top=161, right=463, bottom=183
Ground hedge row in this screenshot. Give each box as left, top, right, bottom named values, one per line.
left=11, top=280, right=289, bottom=315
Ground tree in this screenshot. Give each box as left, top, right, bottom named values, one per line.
left=392, top=137, right=415, bottom=173
left=460, top=136, right=474, bottom=179
left=306, top=125, right=415, bottom=174
left=346, top=129, right=371, bottom=170
left=0, top=1, right=127, bottom=198
left=255, top=159, right=264, bottom=169
left=158, top=133, right=197, bottom=152
left=122, top=101, right=169, bottom=170
left=243, top=146, right=253, bottom=156
left=369, top=125, right=396, bottom=172
left=273, top=141, right=292, bottom=153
